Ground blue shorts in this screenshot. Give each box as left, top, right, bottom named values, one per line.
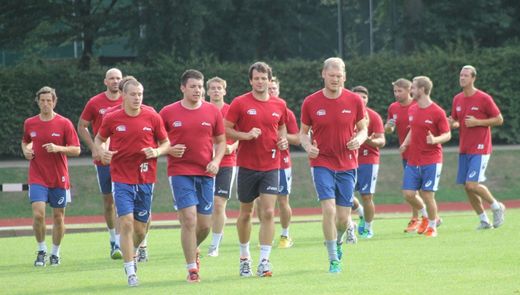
left=402, top=159, right=408, bottom=169
left=278, top=168, right=292, bottom=195
left=113, top=182, right=153, bottom=223
left=456, top=154, right=490, bottom=184
left=95, top=165, right=112, bottom=194
left=169, top=175, right=214, bottom=215
left=311, top=166, right=356, bottom=207
left=28, top=184, right=70, bottom=208
left=402, top=163, right=442, bottom=192
left=355, top=164, right=379, bottom=195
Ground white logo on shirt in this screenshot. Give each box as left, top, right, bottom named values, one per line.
left=51, top=133, right=61, bottom=137
left=342, top=109, right=351, bottom=114
left=142, top=127, right=152, bottom=131
left=272, top=112, right=280, bottom=118
left=173, top=121, right=182, bottom=127
left=424, top=180, right=432, bottom=188
left=471, top=106, right=479, bottom=111
left=424, top=120, right=433, bottom=124
left=201, top=122, right=211, bottom=127
left=317, top=109, right=326, bottom=116
left=57, top=197, right=65, bottom=205
left=393, top=114, right=397, bottom=119
left=247, top=109, right=257, bottom=115
left=30, top=131, right=37, bottom=137
left=116, top=125, right=126, bottom=132
left=477, top=144, right=484, bottom=150
left=99, top=108, right=107, bottom=115
left=409, top=116, right=413, bottom=122
left=456, top=106, right=461, bottom=112
left=469, top=171, right=477, bottom=178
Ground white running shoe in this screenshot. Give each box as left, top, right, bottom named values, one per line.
left=346, top=223, right=358, bottom=244
left=239, top=258, right=253, bottom=277
left=492, top=202, right=506, bottom=228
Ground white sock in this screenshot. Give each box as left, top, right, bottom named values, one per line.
left=211, top=232, right=223, bottom=247
left=51, top=244, right=60, bottom=257
left=186, top=262, right=197, bottom=270
left=140, top=236, right=148, bottom=248
left=281, top=227, right=289, bottom=237
left=124, top=261, right=136, bottom=277
left=325, top=240, right=338, bottom=261
left=428, top=219, right=437, bottom=229
left=490, top=201, right=500, bottom=211
left=115, top=234, right=121, bottom=246
left=37, top=242, right=47, bottom=252
left=108, top=228, right=116, bottom=243
left=420, top=208, right=428, bottom=218
left=239, top=242, right=250, bottom=259
left=479, top=213, right=490, bottom=223
left=357, top=206, right=365, bottom=219
left=259, top=245, right=272, bottom=262
left=365, top=221, right=372, bottom=231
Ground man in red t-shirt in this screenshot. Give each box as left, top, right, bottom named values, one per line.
left=95, top=79, right=170, bottom=287
left=400, top=76, right=451, bottom=238
left=160, top=70, right=226, bottom=283
left=225, top=62, right=288, bottom=277
left=384, top=78, right=427, bottom=233
left=206, top=76, right=239, bottom=258
left=351, top=86, right=385, bottom=240
left=22, top=86, right=81, bottom=267
left=267, top=76, right=300, bottom=249
left=300, top=57, right=368, bottom=273
left=449, top=65, right=505, bottom=229
left=78, top=68, right=123, bottom=259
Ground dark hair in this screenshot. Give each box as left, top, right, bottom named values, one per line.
left=352, top=85, right=368, bottom=96
left=248, top=62, right=272, bottom=81
left=181, top=69, right=204, bottom=86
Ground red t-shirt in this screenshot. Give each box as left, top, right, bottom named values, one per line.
left=407, top=102, right=450, bottom=166
left=226, top=92, right=287, bottom=171
left=387, top=100, right=416, bottom=160
left=22, top=114, right=80, bottom=189
left=80, top=92, right=123, bottom=135
left=301, top=89, right=366, bottom=171
left=160, top=101, right=225, bottom=177
left=218, top=103, right=237, bottom=167
left=358, top=107, right=384, bottom=165
left=98, top=107, right=168, bottom=184
left=280, top=107, right=299, bottom=169
left=451, top=90, right=501, bottom=154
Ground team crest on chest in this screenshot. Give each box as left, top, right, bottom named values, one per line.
left=456, top=106, right=461, bottom=112
left=116, top=125, right=127, bottom=132
left=30, top=131, right=37, bottom=138
left=99, top=108, right=107, bottom=115
left=272, top=112, right=280, bottom=118
left=247, top=109, right=257, bottom=115
left=173, top=121, right=182, bottom=128
left=316, top=109, right=326, bottom=116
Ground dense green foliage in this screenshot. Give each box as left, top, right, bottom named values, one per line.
left=1, top=45, right=518, bottom=157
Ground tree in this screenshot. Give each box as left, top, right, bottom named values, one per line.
left=0, top=0, right=129, bottom=70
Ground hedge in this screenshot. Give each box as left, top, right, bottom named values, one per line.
left=1, top=46, right=518, bottom=157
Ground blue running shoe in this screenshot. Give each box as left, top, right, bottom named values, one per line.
left=360, top=229, right=374, bottom=239
left=358, top=217, right=365, bottom=235
left=329, top=260, right=341, bottom=273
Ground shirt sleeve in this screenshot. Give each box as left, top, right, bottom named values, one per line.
left=213, top=109, right=225, bottom=136
left=64, top=118, right=81, bottom=146
left=22, top=119, right=31, bottom=143
left=372, top=112, right=385, bottom=134
left=80, top=100, right=95, bottom=122
left=437, top=108, right=451, bottom=134
left=98, top=114, right=112, bottom=139
left=154, top=113, right=168, bottom=142
left=225, top=99, right=240, bottom=125
left=485, top=95, right=501, bottom=118
left=451, top=96, right=459, bottom=121
left=286, top=109, right=299, bottom=134
left=300, top=98, right=311, bottom=126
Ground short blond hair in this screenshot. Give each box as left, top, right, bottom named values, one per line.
left=461, top=65, right=477, bottom=77
left=392, top=78, right=412, bottom=89
left=207, top=76, right=227, bottom=89
left=35, top=86, right=57, bottom=103
left=323, top=57, right=346, bottom=73
left=413, top=76, right=433, bottom=95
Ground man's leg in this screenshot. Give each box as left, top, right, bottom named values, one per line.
left=277, top=195, right=293, bottom=247
left=49, top=207, right=65, bottom=265
left=32, top=202, right=47, bottom=266
left=209, top=196, right=227, bottom=256
left=465, top=182, right=505, bottom=228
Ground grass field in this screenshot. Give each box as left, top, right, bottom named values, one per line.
left=1, top=210, right=519, bottom=295
left=0, top=149, right=519, bottom=219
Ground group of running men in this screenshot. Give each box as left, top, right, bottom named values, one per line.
left=21, top=57, right=505, bottom=286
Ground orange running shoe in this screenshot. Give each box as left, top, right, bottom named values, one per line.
left=187, top=268, right=201, bottom=283
left=417, top=217, right=429, bottom=234
left=423, top=227, right=438, bottom=237
left=404, top=218, right=419, bottom=233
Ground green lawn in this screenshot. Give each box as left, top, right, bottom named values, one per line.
left=1, top=210, right=518, bottom=295
left=1, top=149, right=519, bottom=218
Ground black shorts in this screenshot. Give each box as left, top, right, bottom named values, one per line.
left=214, top=166, right=237, bottom=199
left=237, top=167, right=279, bottom=203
